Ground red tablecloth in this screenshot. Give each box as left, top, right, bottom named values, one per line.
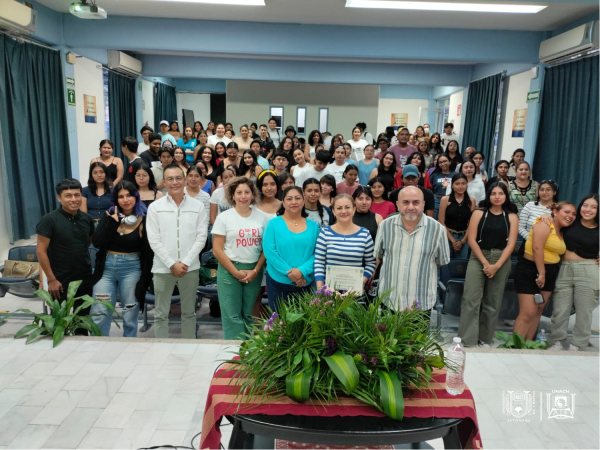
left=200, top=363, right=482, bottom=449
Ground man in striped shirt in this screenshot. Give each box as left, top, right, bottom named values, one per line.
left=374, top=186, right=450, bottom=312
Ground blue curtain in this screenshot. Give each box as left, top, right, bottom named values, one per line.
left=154, top=82, right=177, bottom=132
left=533, top=56, right=599, bottom=203
left=108, top=71, right=136, bottom=160
left=462, top=73, right=502, bottom=164
left=0, top=35, right=71, bottom=242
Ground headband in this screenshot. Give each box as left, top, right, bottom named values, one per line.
left=258, top=170, right=277, bottom=180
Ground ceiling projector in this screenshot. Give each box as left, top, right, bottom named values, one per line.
left=69, top=1, right=107, bottom=19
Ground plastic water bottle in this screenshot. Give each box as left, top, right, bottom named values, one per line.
left=446, top=337, right=466, bottom=396
left=537, top=329, right=547, bottom=344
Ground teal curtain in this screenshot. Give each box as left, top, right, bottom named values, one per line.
left=0, top=35, right=71, bottom=242
left=154, top=82, right=177, bottom=131
left=462, top=73, right=502, bottom=164
left=533, top=56, right=599, bottom=203
left=108, top=71, right=136, bottom=160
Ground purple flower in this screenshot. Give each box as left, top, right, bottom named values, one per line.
left=320, top=310, right=324, bottom=316
left=413, top=300, right=420, bottom=310
left=325, top=337, right=337, bottom=356
left=371, top=356, right=378, bottom=366
left=316, top=285, right=334, bottom=296
left=375, top=323, right=387, bottom=332
left=278, top=335, right=284, bottom=342
left=356, top=352, right=367, bottom=364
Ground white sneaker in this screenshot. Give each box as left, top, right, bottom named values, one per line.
left=478, top=342, right=491, bottom=349
left=549, top=341, right=563, bottom=351
left=568, top=344, right=579, bottom=352
left=504, top=320, right=515, bottom=326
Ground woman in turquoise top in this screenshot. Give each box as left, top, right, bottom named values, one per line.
left=358, top=144, right=378, bottom=185
left=176, top=126, right=198, bottom=163
left=263, top=185, right=320, bottom=312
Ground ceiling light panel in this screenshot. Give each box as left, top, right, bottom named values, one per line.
left=146, top=0, right=265, bottom=5
left=345, top=1, right=547, bottom=14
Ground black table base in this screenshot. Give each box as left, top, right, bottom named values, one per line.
left=226, top=414, right=463, bottom=449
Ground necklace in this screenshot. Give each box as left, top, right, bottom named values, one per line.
left=283, top=214, right=299, bottom=226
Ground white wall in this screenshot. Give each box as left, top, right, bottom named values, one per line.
left=376, top=98, right=430, bottom=136
left=226, top=81, right=379, bottom=138
left=74, top=56, right=107, bottom=182
left=0, top=191, right=36, bottom=260
left=176, top=93, right=211, bottom=131
left=141, top=79, right=155, bottom=131
left=447, top=90, right=464, bottom=138
left=497, top=70, right=533, bottom=161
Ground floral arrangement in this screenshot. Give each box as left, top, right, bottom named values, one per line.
left=225, top=286, right=446, bottom=420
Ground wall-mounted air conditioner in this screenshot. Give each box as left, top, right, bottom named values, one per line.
left=539, top=21, right=599, bottom=63
left=0, top=0, right=38, bottom=35
left=107, top=50, right=143, bottom=77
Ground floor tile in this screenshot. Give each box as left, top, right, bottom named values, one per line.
left=62, top=363, right=110, bottom=391
left=77, top=377, right=126, bottom=409
left=93, top=393, right=143, bottom=429
left=157, top=394, right=202, bottom=430
left=47, top=390, right=87, bottom=409
left=77, top=427, right=122, bottom=449
left=30, top=405, right=77, bottom=426
left=113, top=410, right=164, bottom=449
left=118, top=364, right=160, bottom=394
left=8, top=424, right=58, bottom=449
left=136, top=379, right=180, bottom=411
left=41, top=408, right=103, bottom=449
left=0, top=405, right=43, bottom=445
left=147, top=430, right=187, bottom=448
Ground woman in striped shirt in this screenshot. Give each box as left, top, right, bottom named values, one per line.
left=518, top=180, right=559, bottom=241
left=314, top=194, right=376, bottom=291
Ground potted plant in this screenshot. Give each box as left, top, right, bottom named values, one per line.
left=226, top=286, right=447, bottom=420
left=494, top=331, right=548, bottom=349
left=1, top=280, right=119, bottom=347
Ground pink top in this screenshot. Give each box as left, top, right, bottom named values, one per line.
left=336, top=182, right=359, bottom=196
left=370, top=201, right=397, bottom=220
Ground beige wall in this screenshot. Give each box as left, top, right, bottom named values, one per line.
left=376, top=98, right=430, bottom=136
left=497, top=70, right=533, bottom=162
left=225, top=80, right=379, bottom=139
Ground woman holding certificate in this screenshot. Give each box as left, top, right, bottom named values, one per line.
left=314, top=194, right=376, bottom=293
left=263, top=186, right=320, bottom=312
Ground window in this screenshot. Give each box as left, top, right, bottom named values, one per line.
left=318, top=107, right=329, bottom=133
left=296, top=107, right=306, bottom=135
left=269, top=106, right=284, bottom=131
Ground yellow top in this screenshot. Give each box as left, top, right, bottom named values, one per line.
left=524, top=217, right=566, bottom=264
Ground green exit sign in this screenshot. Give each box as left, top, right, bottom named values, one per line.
left=526, top=90, right=540, bottom=103
left=67, top=88, right=76, bottom=107
left=138, top=81, right=142, bottom=91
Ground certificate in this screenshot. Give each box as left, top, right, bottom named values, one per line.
left=326, top=265, right=364, bottom=293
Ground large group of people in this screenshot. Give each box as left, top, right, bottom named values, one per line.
left=34, top=118, right=598, bottom=350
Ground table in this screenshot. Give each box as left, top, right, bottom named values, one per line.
left=200, top=363, right=482, bottom=449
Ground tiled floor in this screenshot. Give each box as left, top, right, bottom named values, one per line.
left=0, top=336, right=598, bottom=450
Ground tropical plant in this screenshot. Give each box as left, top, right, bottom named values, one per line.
left=225, top=286, right=446, bottom=420
left=0, top=280, right=119, bottom=347
left=494, top=330, right=548, bottom=349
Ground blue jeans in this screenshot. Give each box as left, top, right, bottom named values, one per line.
left=434, top=196, right=441, bottom=220
left=266, top=272, right=312, bottom=313
left=92, top=253, right=141, bottom=337
left=449, top=231, right=470, bottom=259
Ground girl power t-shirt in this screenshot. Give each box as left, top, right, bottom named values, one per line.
left=212, top=207, right=270, bottom=263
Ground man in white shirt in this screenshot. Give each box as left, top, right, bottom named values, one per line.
left=159, top=120, right=177, bottom=146
left=151, top=147, right=174, bottom=195
left=267, top=117, right=281, bottom=147
left=295, top=150, right=330, bottom=186
left=440, top=123, right=457, bottom=151
left=207, top=123, right=232, bottom=148
left=138, top=125, right=153, bottom=153
left=146, top=164, right=208, bottom=338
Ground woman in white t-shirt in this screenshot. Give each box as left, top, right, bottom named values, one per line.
left=347, top=126, right=369, bottom=162
left=212, top=176, right=269, bottom=340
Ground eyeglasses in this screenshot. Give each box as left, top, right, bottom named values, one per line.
left=165, top=176, right=184, bottom=183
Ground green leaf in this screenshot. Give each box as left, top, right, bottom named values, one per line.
left=33, top=289, right=53, bottom=304
left=323, top=351, right=359, bottom=393
left=513, top=332, right=524, bottom=349
left=302, top=349, right=311, bottom=369
left=494, top=330, right=510, bottom=342
left=286, top=313, right=304, bottom=324
left=41, top=316, right=55, bottom=333
left=424, top=355, right=444, bottom=369
left=26, top=327, right=47, bottom=344
left=2, top=308, right=36, bottom=323
left=78, top=316, right=102, bottom=337
left=285, top=369, right=313, bottom=402
left=274, top=368, right=288, bottom=378
left=67, top=280, right=83, bottom=300
left=14, top=323, right=40, bottom=339
left=293, top=350, right=303, bottom=367
left=377, top=369, right=405, bottom=420
left=53, top=326, right=65, bottom=347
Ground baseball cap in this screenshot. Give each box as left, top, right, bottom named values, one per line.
left=285, top=125, right=296, bottom=135
left=402, top=165, right=419, bottom=178
left=159, top=120, right=169, bottom=126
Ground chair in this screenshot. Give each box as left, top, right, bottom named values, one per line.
left=437, top=258, right=469, bottom=317
left=197, top=250, right=219, bottom=317
left=0, top=245, right=39, bottom=299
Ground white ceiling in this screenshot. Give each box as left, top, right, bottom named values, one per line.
left=37, top=0, right=599, bottom=32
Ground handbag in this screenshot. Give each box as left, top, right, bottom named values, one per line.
left=2, top=260, right=40, bottom=279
